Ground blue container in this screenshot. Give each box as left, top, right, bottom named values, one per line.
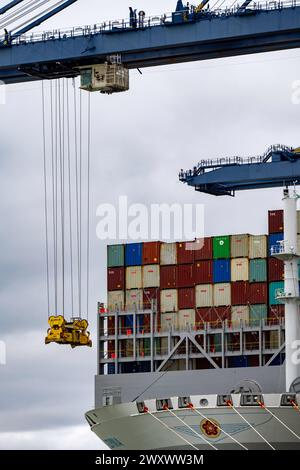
left=107, top=363, right=115, bottom=375
left=269, top=281, right=284, bottom=305
left=213, top=259, right=231, bottom=283
left=268, top=233, right=284, bottom=256
left=124, top=315, right=133, bottom=329
left=230, top=356, right=248, bottom=368
left=125, top=243, right=143, bottom=266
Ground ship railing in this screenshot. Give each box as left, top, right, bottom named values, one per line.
left=271, top=241, right=298, bottom=256
left=4, top=0, right=300, bottom=46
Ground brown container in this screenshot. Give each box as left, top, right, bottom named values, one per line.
left=194, top=237, right=213, bottom=260
left=268, top=210, right=284, bottom=233
left=268, top=257, right=284, bottom=282
left=107, top=267, right=125, bottom=291
left=249, top=282, right=268, bottom=304
left=177, top=241, right=194, bottom=264
left=178, top=287, right=195, bottom=310
left=195, top=306, right=230, bottom=327
left=107, top=316, right=115, bottom=335
left=268, top=305, right=285, bottom=322
left=160, top=265, right=177, bottom=289
left=108, top=340, right=115, bottom=359
left=177, top=264, right=194, bottom=288
left=194, top=260, right=213, bottom=284
left=143, top=241, right=160, bottom=265
left=143, top=287, right=160, bottom=311
left=231, top=281, right=249, bottom=305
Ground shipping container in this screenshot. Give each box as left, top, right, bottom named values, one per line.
left=194, top=260, right=213, bottom=284
left=213, top=259, right=231, bottom=283
left=268, top=257, right=284, bottom=282
left=160, top=265, right=177, bottom=289
left=213, top=235, right=230, bottom=259
left=107, top=290, right=124, bottom=312
left=228, top=356, right=248, bottom=368
left=143, top=287, right=160, bottom=311
left=195, top=284, right=213, bottom=308
left=138, top=313, right=151, bottom=334
left=125, top=243, right=143, bottom=266
left=108, top=339, right=115, bottom=359
left=161, top=312, right=177, bottom=332
left=196, top=306, right=230, bottom=326
left=177, top=264, right=194, bottom=288
left=177, top=241, right=194, bottom=264
left=142, top=264, right=160, bottom=288
left=268, top=210, right=284, bottom=234
left=107, top=316, right=115, bottom=335
left=107, top=244, right=124, bottom=268
left=178, top=309, right=195, bottom=330
left=268, top=305, right=285, bottom=322
left=160, top=242, right=177, bottom=265
left=231, top=234, right=249, bottom=258
left=126, top=266, right=142, bottom=290
left=142, top=241, right=160, bottom=265
left=178, top=287, right=195, bottom=310
left=269, top=281, right=284, bottom=305
left=249, top=235, right=267, bottom=259
left=161, top=289, right=178, bottom=312
left=231, top=258, right=249, bottom=282
left=214, top=283, right=231, bottom=307
left=194, top=237, right=213, bottom=260
left=269, top=330, right=280, bottom=349
left=209, top=333, right=222, bottom=353
left=268, top=232, right=284, bottom=256
left=231, top=305, right=249, bottom=326
left=249, top=304, right=268, bottom=325
left=126, top=289, right=143, bottom=311
left=249, top=282, right=268, bottom=304
left=107, top=363, right=115, bottom=375
left=107, top=267, right=125, bottom=291
left=249, top=259, right=267, bottom=283
left=231, top=281, right=249, bottom=305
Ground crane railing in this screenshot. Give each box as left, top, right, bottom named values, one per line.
left=1, top=0, right=300, bottom=45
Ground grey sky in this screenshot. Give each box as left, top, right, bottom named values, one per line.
left=0, top=0, right=299, bottom=450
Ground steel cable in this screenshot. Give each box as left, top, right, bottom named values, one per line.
left=66, top=78, right=74, bottom=314
left=86, top=92, right=91, bottom=321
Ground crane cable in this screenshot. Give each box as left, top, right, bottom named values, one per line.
left=0, top=0, right=51, bottom=30
left=0, top=0, right=42, bottom=28
left=42, top=80, right=50, bottom=317
left=66, top=78, right=74, bottom=314
left=86, top=92, right=91, bottom=321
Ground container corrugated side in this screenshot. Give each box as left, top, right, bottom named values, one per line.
left=231, top=305, right=249, bottom=326
left=177, top=241, right=194, bottom=264
left=160, top=265, right=177, bottom=289
left=125, top=289, right=143, bottom=311
left=231, top=234, right=249, bottom=258
left=107, top=267, right=125, bottom=291
left=268, top=257, right=284, bottom=282
left=178, top=287, right=195, bottom=310
left=269, top=281, right=284, bottom=305
left=160, top=242, right=177, bottom=265
left=249, top=304, right=268, bottom=325
left=213, top=236, right=230, bottom=259
left=126, top=266, right=142, bottom=289
left=142, top=241, right=160, bottom=264
left=268, top=210, right=284, bottom=234
left=160, top=289, right=178, bottom=312
left=249, top=259, right=267, bottom=282
left=231, top=281, right=249, bottom=305
left=194, top=237, right=213, bottom=260
left=161, top=312, right=177, bottom=332
left=213, top=259, right=231, bottom=283
left=107, top=244, right=124, bottom=267
left=213, top=283, right=231, bottom=307
left=194, top=260, right=213, bottom=284
left=195, top=284, right=213, bottom=307
left=142, top=264, right=160, bottom=288
left=107, top=290, right=124, bottom=312
left=143, top=287, right=160, bottom=310
left=231, top=258, right=249, bottom=282
left=178, top=309, right=195, bottom=330
left=177, top=264, right=194, bottom=288
left=249, top=235, right=267, bottom=259
left=125, top=243, right=143, bottom=266
left=249, top=282, right=268, bottom=304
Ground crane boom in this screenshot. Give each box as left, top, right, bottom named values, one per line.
left=0, top=0, right=24, bottom=16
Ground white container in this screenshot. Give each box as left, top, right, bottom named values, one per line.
left=232, top=305, right=249, bottom=326
left=178, top=309, right=195, bottom=330
left=196, top=284, right=213, bottom=308
left=161, top=312, right=178, bottom=332
left=126, top=289, right=143, bottom=311
left=249, top=235, right=267, bottom=259
left=142, top=264, right=160, bottom=288
left=107, top=290, right=124, bottom=312
left=231, top=234, right=249, bottom=258
left=231, top=258, right=249, bottom=281
left=160, top=242, right=177, bottom=265
left=160, top=289, right=178, bottom=313
left=126, top=266, right=142, bottom=289
left=214, top=283, right=231, bottom=307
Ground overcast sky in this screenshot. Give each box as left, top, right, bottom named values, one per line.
left=0, top=0, right=300, bottom=450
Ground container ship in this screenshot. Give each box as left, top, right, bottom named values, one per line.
left=86, top=201, right=300, bottom=450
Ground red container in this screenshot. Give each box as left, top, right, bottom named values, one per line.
left=194, top=260, right=213, bottom=284
left=143, top=241, right=160, bottom=265
left=268, top=305, right=285, bottom=322
left=196, top=306, right=230, bottom=327
left=108, top=340, right=115, bottom=359
left=249, top=282, right=268, bottom=304
left=231, top=281, right=249, bottom=305
left=143, top=287, right=160, bottom=311
left=107, top=267, right=125, bottom=291
left=160, top=265, right=177, bottom=289
left=268, top=210, right=284, bottom=233
left=178, top=287, right=195, bottom=310
left=177, top=241, right=194, bottom=264
left=268, top=257, right=284, bottom=282
left=108, top=316, right=115, bottom=335
left=196, top=307, right=211, bottom=323
left=177, top=264, right=194, bottom=288
left=194, top=237, right=213, bottom=260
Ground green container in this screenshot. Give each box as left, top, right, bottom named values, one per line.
left=107, top=244, right=124, bottom=267
left=249, top=304, right=268, bottom=325
left=269, top=281, right=284, bottom=305
left=249, top=259, right=267, bottom=283
left=213, top=236, right=230, bottom=259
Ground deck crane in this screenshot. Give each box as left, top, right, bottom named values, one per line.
left=179, top=145, right=300, bottom=393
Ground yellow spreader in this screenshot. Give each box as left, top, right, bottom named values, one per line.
left=45, top=315, right=92, bottom=348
